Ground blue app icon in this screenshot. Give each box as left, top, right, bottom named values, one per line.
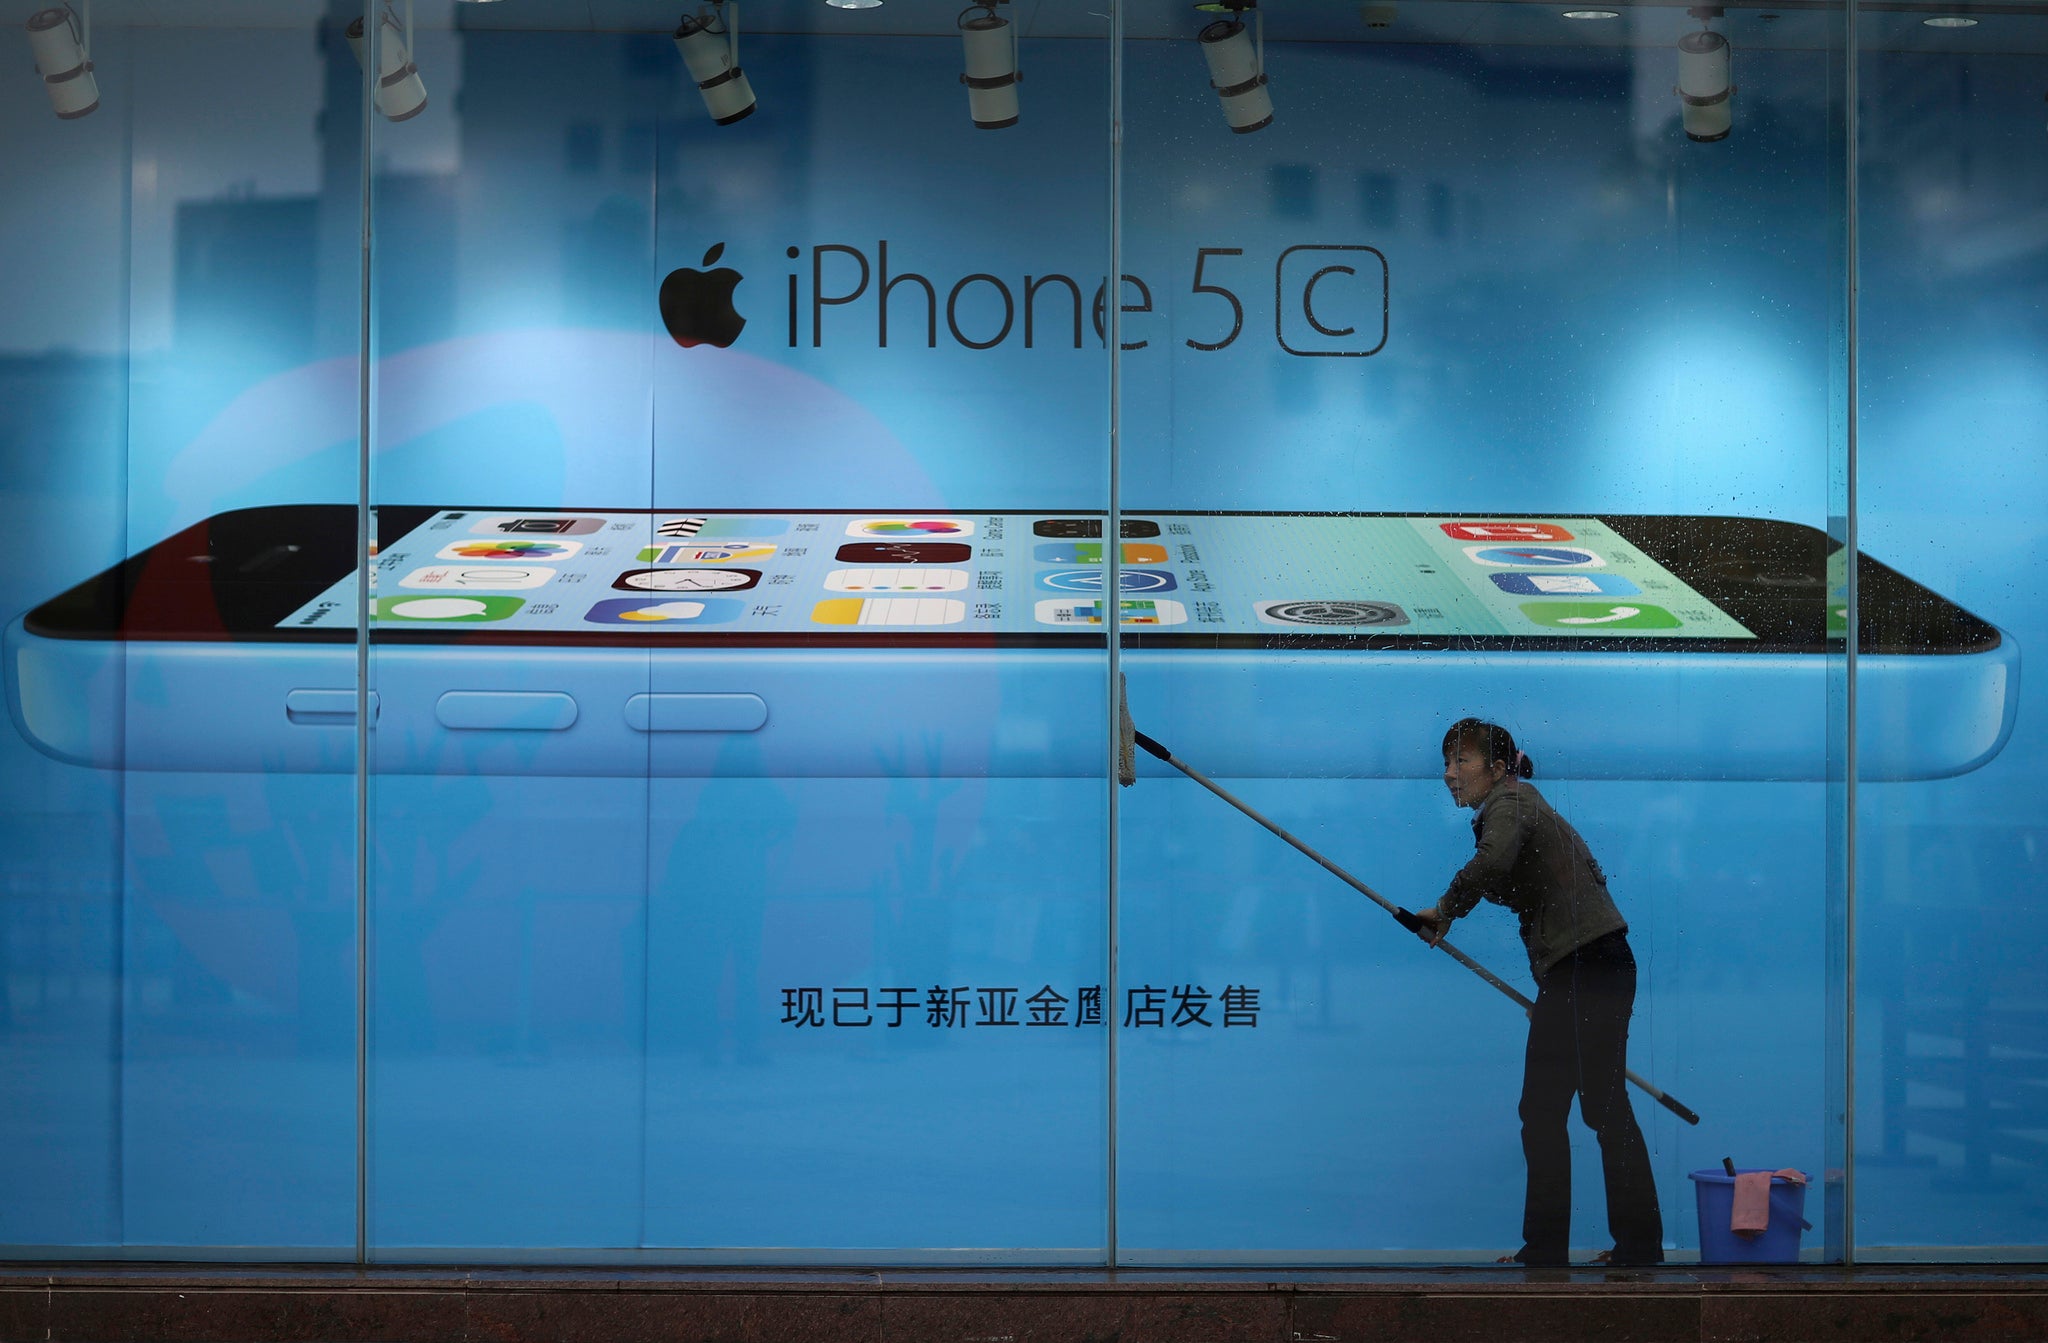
left=583, top=597, right=744, bottom=626
left=1466, top=545, right=1604, bottom=568
left=1489, top=572, right=1642, bottom=597
left=1035, top=568, right=1178, bottom=594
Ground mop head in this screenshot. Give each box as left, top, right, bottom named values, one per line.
left=1117, top=673, right=1137, bottom=787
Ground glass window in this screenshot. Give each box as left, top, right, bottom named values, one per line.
left=3, top=0, right=2042, bottom=1268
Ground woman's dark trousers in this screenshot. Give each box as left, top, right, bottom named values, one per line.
left=1518, top=930, right=1663, bottom=1264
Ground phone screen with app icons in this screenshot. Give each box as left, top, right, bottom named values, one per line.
left=278, top=511, right=1758, bottom=640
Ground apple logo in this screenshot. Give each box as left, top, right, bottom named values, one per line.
left=659, top=243, right=746, bottom=349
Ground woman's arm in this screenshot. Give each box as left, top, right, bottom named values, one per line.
left=1436, top=788, right=1531, bottom=923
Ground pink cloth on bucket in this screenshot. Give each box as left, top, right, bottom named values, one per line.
left=1731, top=1169, right=1807, bottom=1237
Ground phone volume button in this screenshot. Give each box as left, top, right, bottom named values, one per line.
left=286, top=689, right=380, bottom=726
left=625, top=693, right=768, bottom=733
left=435, top=691, right=579, bottom=731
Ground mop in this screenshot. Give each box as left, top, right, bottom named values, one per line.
left=1115, top=685, right=1700, bottom=1126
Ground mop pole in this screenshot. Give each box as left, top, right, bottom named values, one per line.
left=1129, top=728, right=1700, bottom=1127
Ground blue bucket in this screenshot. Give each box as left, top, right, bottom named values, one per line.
left=1688, top=1168, right=1811, bottom=1264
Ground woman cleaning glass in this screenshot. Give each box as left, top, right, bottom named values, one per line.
left=1412, top=717, right=1664, bottom=1268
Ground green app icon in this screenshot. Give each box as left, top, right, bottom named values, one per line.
left=1520, top=602, right=1681, bottom=630
left=376, top=595, right=525, bottom=623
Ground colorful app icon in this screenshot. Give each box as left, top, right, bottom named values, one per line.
left=1034, top=598, right=1188, bottom=627
left=1032, top=542, right=1170, bottom=564
left=613, top=567, right=761, bottom=592
left=655, top=516, right=789, bottom=538
left=1465, top=545, right=1605, bottom=568
left=835, top=542, right=973, bottom=564
left=469, top=515, right=605, bottom=536
left=374, top=595, right=524, bottom=623
left=824, top=567, right=970, bottom=593
left=437, top=539, right=582, bottom=561
left=1520, top=602, right=1681, bottom=629
left=1441, top=521, right=1575, bottom=542
left=636, top=541, right=776, bottom=564
left=1032, top=518, right=1163, bottom=539
left=399, top=565, right=554, bottom=591
left=1256, top=600, right=1409, bottom=627
left=583, top=597, right=742, bottom=625
left=846, top=518, right=976, bottom=539
left=1489, top=572, right=1641, bottom=597
left=811, top=597, right=967, bottom=626
left=1036, top=568, right=1177, bottom=594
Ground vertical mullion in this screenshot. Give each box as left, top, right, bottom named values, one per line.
left=1840, top=0, right=1860, bottom=1267
left=353, top=0, right=376, bottom=1270
left=1105, top=0, right=1125, bottom=1270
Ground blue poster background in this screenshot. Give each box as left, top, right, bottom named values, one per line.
left=0, top=11, right=2042, bottom=1259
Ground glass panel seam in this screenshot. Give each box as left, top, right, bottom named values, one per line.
left=1106, top=0, right=1124, bottom=1271
left=354, top=0, right=376, bottom=1270
left=636, top=104, right=662, bottom=1255
left=1842, top=0, right=1860, bottom=1267
left=115, top=48, right=135, bottom=1251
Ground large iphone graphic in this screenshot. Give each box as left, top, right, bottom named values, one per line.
left=5, top=507, right=2016, bottom=779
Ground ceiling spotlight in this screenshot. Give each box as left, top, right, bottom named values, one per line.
left=1198, top=3, right=1272, bottom=135
left=959, top=2, right=1020, bottom=129
left=826, top=0, right=883, bottom=8
left=1562, top=8, right=1620, bottom=17
left=1676, top=8, right=1733, bottom=143
left=346, top=5, right=428, bottom=122
left=675, top=2, right=756, bottom=125
left=24, top=4, right=98, bottom=120
left=1920, top=14, right=1977, bottom=25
